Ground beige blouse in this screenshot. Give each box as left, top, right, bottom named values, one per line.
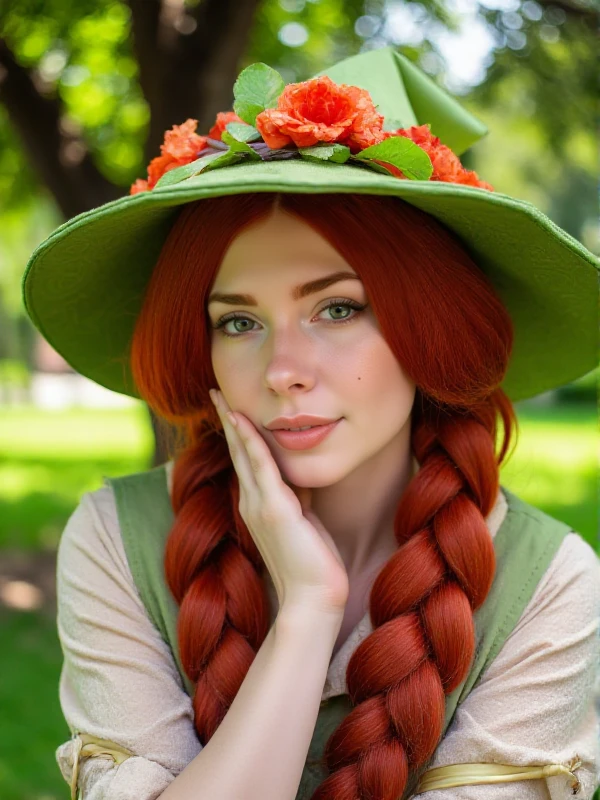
left=55, top=460, right=600, bottom=799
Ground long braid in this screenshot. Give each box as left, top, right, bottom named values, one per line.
left=164, top=421, right=271, bottom=743
left=312, top=392, right=509, bottom=799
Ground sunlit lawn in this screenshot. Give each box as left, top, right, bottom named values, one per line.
left=0, top=400, right=597, bottom=799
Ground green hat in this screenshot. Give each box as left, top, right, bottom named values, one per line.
left=21, top=46, right=598, bottom=402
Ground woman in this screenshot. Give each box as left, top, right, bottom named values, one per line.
left=23, top=47, right=599, bottom=799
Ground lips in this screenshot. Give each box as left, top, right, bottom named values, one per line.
left=266, top=415, right=339, bottom=430
left=269, top=419, right=341, bottom=451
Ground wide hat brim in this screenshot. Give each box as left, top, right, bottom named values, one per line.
left=22, top=48, right=599, bottom=403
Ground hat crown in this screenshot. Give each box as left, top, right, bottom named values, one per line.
left=313, top=46, right=488, bottom=156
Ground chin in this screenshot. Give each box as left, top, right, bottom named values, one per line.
left=279, top=459, right=348, bottom=489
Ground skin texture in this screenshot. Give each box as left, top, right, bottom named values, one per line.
left=207, top=205, right=417, bottom=583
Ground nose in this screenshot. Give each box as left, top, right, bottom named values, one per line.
left=262, top=326, right=317, bottom=396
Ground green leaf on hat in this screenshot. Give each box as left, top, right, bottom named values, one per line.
left=221, top=131, right=262, bottom=159
left=225, top=121, right=263, bottom=143
left=298, top=143, right=351, bottom=163
left=155, top=151, right=245, bottom=187
left=200, top=150, right=247, bottom=174
left=233, top=62, right=286, bottom=126
left=354, top=136, right=433, bottom=180
left=350, top=158, right=401, bottom=177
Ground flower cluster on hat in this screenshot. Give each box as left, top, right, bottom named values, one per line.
left=379, top=124, right=493, bottom=188
left=130, top=119, right=209, bottom=193
left=130, top=62, right=493, bottom=194
left=253, top=75, right=385, bottom=154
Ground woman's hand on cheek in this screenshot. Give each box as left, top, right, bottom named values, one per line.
left=209, top=388, right=349, bottom=615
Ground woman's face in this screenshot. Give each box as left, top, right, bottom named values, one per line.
left=207, top=205, right=416, bottom=487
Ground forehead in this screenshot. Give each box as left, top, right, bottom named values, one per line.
left=213, top=207, right=357, bottom=286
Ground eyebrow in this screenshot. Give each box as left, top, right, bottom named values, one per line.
left=207, top=271, right=361, bottom=307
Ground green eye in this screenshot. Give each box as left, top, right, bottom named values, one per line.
left=212, top=298, right=366, bottom=339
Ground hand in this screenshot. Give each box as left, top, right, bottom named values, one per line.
left=210, top=389, right=349, bottom=614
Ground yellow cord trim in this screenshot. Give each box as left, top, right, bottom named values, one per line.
left=415, top=756, right=583, bottom=795
left=69, top=734, right=134, bottom=800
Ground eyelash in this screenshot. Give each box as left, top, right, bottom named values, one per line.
left=212, top=298, right=367, bottom=339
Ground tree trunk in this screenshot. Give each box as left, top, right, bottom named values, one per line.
left=147, top=407, right=177, bottom=466
left=1, top=0, right=262, bottom=465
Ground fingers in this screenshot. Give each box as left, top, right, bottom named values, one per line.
left=210, top=389, right=257, bottom=492
left=210, top=390, right=282, bottom=499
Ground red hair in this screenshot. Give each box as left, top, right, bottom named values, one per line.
left=130, top=192, right=518, bottom=798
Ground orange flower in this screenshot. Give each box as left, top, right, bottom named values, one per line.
left=130, top=178, right=149, bottom=195
left=130, top=119, right=208, bottom=194
left=208, top=111, right=245, bottom=141
left=254, top=75, right=385, bottom=154
left=162, top=118, right=207, bottom=161
left=379, top=124, right=494, bottom=190
left=146, top=153, right=184, bottom=190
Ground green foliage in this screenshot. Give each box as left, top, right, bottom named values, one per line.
left=232, top=62, right=286, bottom=125
left=472, top=6, right=595, bottom=161
left=298, top=143, right=351, bottom=163
left=354, top=136, right=433, bottom=180
left=1, top=0, right=597, bottom=339
left=0, top=359, right=29, bottom=386
left=224, top=121, right=262, bottom=143
left=154, top=152, right=228, bottom=187
left=220, top=130, right=263, bottom=156
left=0, top=609, right=67, bottom=799
left=154, top=149, right=253, bottom=188
left=1, top=0, right=148, bottom=190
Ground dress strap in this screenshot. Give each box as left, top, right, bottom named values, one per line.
left=415, top=756, right=582, bottom=795
left=69, top=733, right=134, bottom=800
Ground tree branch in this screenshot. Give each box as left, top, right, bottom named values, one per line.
left=124, top=0, right=164, bottom=160
left=150, top=0, right=263, bottom=141
left=0, top=38, right=120, bottom=218
left=185, top=0, right=265, bottom=127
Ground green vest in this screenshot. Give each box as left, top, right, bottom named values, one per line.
left=104, top=463, right=571, bottom=799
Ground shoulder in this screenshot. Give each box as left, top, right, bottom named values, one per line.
left=500, top=486, right=599, bottom=601
left=58, top=460, right=175, bottom=585
left=521, top=529, right=600, bottom=628
left=500, top=485, right=573, bottom=536
left=57, top=482, right=133, bottom=590
left=498, top=487, right=599, bottom=621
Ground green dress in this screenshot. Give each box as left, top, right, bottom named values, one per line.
left=105, top=462, right=570, bottom=799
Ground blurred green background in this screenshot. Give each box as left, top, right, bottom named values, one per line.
left=0, top=0, right=598, bottom=797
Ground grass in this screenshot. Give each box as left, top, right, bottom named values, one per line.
left=498, top=403, right=597, bottom=547
left=0, top=405, right=154, bottom=551
left=0, top=400, right=597, bottom=798
left=0, top=609, right=68, bottom=799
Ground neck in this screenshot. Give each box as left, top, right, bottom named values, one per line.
left=308, top=425, right=417, bottom=579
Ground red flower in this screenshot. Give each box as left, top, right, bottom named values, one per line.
left=130, top=119, right=208, bottom=194
left=162, top=118, right=207, bottom=160
left=379, top=124, right=494, bottom=190
left=208, top=111, right=245, bottom=141
left=254, top=75, right=385, bottom=154
left=130, top=178, right=149, bottom=195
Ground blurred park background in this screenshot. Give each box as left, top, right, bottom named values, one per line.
left=0, top=0, right=598, bottom=797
